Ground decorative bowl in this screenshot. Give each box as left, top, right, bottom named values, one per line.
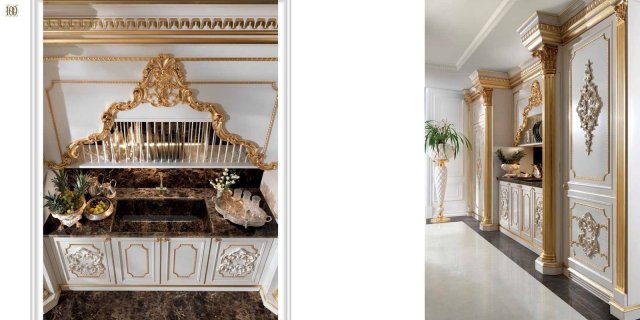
left=83, top=197, right=114, bottom=221
left=214, top=190, right=272, bottom=228
left=501, top=163, right=521, bottom=175
left=51, top=197, right=86, bottom=228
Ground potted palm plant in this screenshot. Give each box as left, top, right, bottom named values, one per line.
left=44, top=170, right=90, bottom=228
left=424, top=119, right=471, bottom=161
left=425, top=119, right=472, bottom=223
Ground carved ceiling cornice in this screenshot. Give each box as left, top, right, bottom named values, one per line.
left=43, top=17, right=278, bottom=44
left=518, top=0, right=623, bottom=49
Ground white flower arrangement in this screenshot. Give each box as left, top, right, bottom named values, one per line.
left=210, top=168, right=240, bottom=192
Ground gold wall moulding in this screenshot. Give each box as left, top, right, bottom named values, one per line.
left=513, top=80, right=542, bottom=146
left=43, top=17, right=277, bottom=32
left=44, top=37, right=277, bottom=45
left=44, top=0, right=277, bottom=4
left=576, top=60, right=603, bottom=155
left=45, top=54, right=278, bottom=170
left=44, top=56, right=278, bottom=62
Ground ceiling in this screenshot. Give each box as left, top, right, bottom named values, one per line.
left=426, top=0, right=581, bottom=91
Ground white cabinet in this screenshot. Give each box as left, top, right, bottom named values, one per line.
left=49, top=237, right=116, bottom=285
left=163, top=237, right=211, bottom=285
left=112, top=238, right=161, bottom=285
left=498, top=181, right=542, bottom=252
left=207, top=238, right=273, bottom=285
left=112, top=237, right=211, bottom=285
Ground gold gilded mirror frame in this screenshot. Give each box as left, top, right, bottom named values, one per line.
left=513, top=80, right=542, bottom=146
left=45, top=54, right=277, bottom=170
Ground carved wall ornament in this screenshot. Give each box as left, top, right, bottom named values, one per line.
left=576, top=60, right=603, bottom=155
left=532, top=45, right=558, bottom=74
left=513, top=80, right=543, bottom=146
left=571, top=212, right=608, bottom=259
left=66, top=247, right=106, bottom=277
left=479, top=87, right=493, bottom=106
left=217, top=248, right=260, bottom=277
left=45, top=54, right=278, bottom=170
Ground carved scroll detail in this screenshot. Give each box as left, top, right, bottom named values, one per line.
left=576, top=60, right=603, bottom=155
left=571, top=212, right=608, bottom=259
left=513, top=80, right=543, bottom=146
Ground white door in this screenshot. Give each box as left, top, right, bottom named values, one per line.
left=112, top=238, right=160, bottom=285
left=425, top=88, right=470, bottom=218
left=163, top=238, right=211, bottom=285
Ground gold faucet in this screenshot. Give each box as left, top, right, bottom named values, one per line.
left=156, top=172, right=167, bottom=195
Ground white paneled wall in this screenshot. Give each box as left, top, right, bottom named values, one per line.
left=425, top=88, right=469, bottom=218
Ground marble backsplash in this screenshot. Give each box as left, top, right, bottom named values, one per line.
left=64, top=168, right=263, bottom=188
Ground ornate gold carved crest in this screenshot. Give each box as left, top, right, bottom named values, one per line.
left=571, top=212, right=608, bottom=259
left=45, top=54, right=277, bottom=170
left=217, top=248, right=260, bottom=277
left=513, top=80, right=542, bottom=146
left=576, top=60, right=603, bottom=155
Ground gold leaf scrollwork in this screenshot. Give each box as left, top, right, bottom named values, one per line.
left=513, top=80, right=542, bottom=146
left=534, top=196, right=543, bottom=235
left=500, top=188, right=509, bottom=220
left=571, top=212, right=608, bottom=259
left=576, top=60, right=603, bottom=155
left=45, top=54, right=278, bottom=170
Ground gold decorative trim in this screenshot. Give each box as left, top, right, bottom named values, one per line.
left=44, top=17, right=278, bottom=32
left=571, top=212, right=609, bottom=258
left=217, top=244, right=260, bottom=278
left=124, top=244, right=150, bottom=278
left=172, top=244, right=198, bottom=279
left=513, top=80, right=542, bottom=146
left=480, top=87, right=494, bottom=228
left=576, top=60, right=604, bottom=155
left=509, top=61, right=542, bottom=89
left=262, top=84, right=278, bottom=156
left=44, top=56, right=277, bottom=62
left=614, top=1, right=627, bottom=293
left=44, top=37, right=277, bottom=45
left=561, top=0, right=613, bottom=43
left=44, top=0, right=276, bottom=3
left=533, top=44, right=558, bottom=75
left=45, top=54, right=277, bottom=170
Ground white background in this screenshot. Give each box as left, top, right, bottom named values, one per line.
left=2, top=0, right=425, bottom=318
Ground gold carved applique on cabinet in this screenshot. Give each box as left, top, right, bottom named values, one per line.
left=217, top=247, right=260, bottom=278
left=45, top=54, right=278, bottom=170
left=576, top=60, right=603, bottom=155
left=534, top=196, right=543, bottom=235
left=500, top=187, right=509, bottom=221
left=65, top=247, right=106, bottom=278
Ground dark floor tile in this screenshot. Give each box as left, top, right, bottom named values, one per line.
left=44, top=291, right=277, bottom=320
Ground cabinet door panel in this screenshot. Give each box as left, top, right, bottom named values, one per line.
left=521, top=187, right=532, bottom=240
left=533, top=188, right=543, bottom=246
left=208, top=238, right=272, bottom=285
left=164, top=238, right=211, bottom=285
left=509, top=186, right=520, bottom=232
left=498, top=182, right=510, bottom=226
left=112, top=238, right=160, bottom=285
left=52, top=237, right=115, bottom=285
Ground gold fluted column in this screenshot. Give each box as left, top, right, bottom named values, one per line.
left=614, top=0, right=627, bottom=296
left=532, top=44, right=563, bottom=275
left=479, top=87, right=498, bottom=231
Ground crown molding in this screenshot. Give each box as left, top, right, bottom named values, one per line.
left=469, top=70, right=510, bottom=89
left=455, top=0, right=517, bottom=69
left=425, top=63, right=458, bottom=71
left=44, top=0, right=276, bottom=4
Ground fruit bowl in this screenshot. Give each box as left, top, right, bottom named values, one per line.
left=83, top=197, right=114, bottom=221
left=51, top=197, right=86, bottom=227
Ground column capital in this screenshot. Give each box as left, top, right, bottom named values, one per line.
left=532, top=44, right=558, bottom=75
left=614, top=0, right=627, bottom=23
left=479, top=87, right=493, bottom=107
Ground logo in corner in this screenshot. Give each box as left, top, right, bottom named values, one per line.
left=5, top=4, right=17, bottom=17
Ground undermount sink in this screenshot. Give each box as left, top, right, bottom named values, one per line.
left=111, top=198, right=212, bottom=233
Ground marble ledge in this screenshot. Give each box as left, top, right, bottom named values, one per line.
left=43, top=188, right=278, bottom=239
left=496, top=176, right=543, bottom=188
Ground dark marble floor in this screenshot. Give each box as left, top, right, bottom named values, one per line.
left=44, top=291, right=277, bottom=320
left=427, top=216, right=617, bottom=320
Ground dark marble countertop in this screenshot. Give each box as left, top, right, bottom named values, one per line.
left=496, top=176, right=543, bottom=188
left=43, top=188, right=278, bottom=238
